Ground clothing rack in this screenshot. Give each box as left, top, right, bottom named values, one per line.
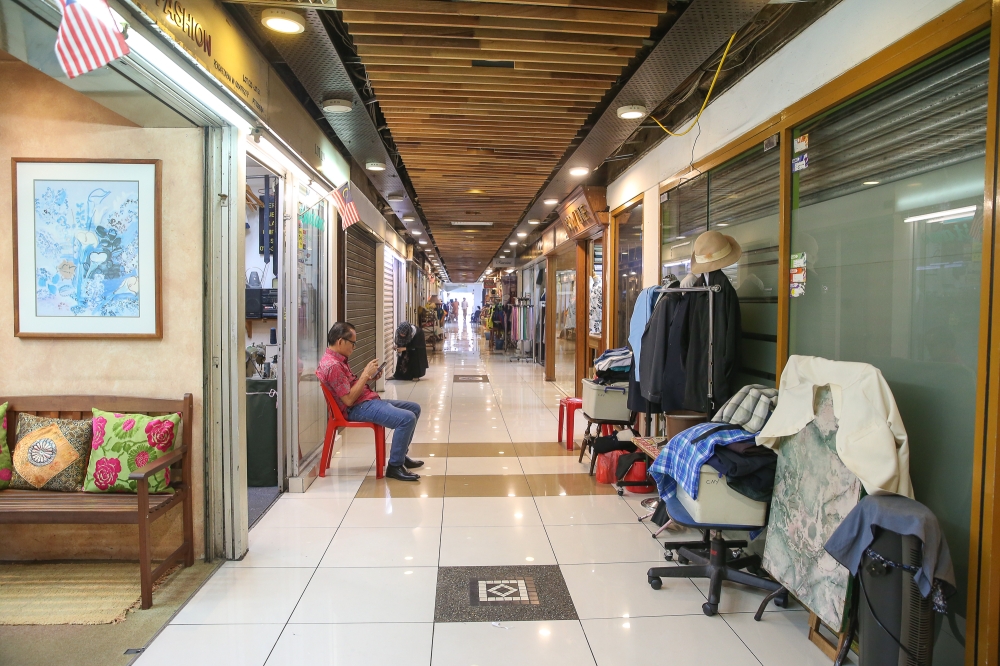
left=645, top=283, right=722, bottom=434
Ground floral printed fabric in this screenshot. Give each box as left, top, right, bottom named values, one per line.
left=0, top=403, right=11, bottom=490
left=10, top=414, right=93, bottom=492
left=83, top=409, right=182, bottom=494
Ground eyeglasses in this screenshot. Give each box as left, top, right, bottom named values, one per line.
left=342, top=338, right=357, bottom=347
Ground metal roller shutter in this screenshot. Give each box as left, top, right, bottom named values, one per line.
left=345, top=225, right=377, bottom=376
left=383, top=249, right=395, bottom=378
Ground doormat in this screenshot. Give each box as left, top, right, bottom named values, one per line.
left=453, top=375, right=489, bottom=383
left=434, top=565, right=577, bottom=623
left=0, top=562, right=180, bottom=625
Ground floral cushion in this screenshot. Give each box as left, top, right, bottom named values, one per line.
left=83, top=409, right=182, bottom=494
left=10, top=413, right=93, bottom=491
left=0, top=403, right=11, bottom=490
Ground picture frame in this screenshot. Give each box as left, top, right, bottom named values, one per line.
left=12, top=158, right=162, bottom=339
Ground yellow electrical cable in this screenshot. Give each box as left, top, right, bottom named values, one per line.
left=652, top=32, right=738, bottom=137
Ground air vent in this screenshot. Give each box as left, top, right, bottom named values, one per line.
left=471, top=60, right=515, bottom=68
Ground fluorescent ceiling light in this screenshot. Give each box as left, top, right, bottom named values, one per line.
left=569, top=166, right=590, bottom=177
left=528, top=218, right=540, bottom=225
left=365, top=161, right=386, bottom=171
left=863, top=181, right=880, bottom=186
left=261, top=8, right=305, bottom=34
left=418, top=240, right=428, bottom=245
left=509, top=241, right=518, bottom=246
left=617, top=105, right=647, bottom=120
left=904, top=205, right=978, bottom=224
left=402, top=215, right=415, bottom=222
left=516, top=232, right=527, bottom=238
left=411, top=230, right=422, bottom=236
left=321, top=98, right=353, bottom=113
left=543, top=198, right=559, bottom=205
left=451, top=221, right=493, bottom=226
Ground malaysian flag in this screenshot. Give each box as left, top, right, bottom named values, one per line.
left=332, top=182, right=361, bottom=230
left=55, top=0, right=129, bottom=79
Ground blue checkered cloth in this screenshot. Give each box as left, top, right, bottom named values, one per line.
left=650, top=422, right=757, bottom=501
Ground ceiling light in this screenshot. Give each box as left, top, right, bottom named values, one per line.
left=543, top=198, right=558, bottom=205
left=517, top=232, right=527, bottom=238
left=411, top=230, right=422, bottom=236
left=509, top=241, right=518, bottom=246
left=467, top=189, right=485, bottom=194
left=261, top=8, right=305, bottom=33
left=904, top=205, right=978, bottom=224
left=617, top=105, right=647, bottom=120
left=863, top=181, right=880, bottom=185
left=528, top=218, right=541, bottom=225
left=569, top=166, right=590, bottom=177
left=321, top=97, right=352, bottom=113
left=402, top=215, right=415, bottom=223
left=418, top=240, right=428, bottom=245
left=451, top=221, right=493, bottom=226
left=387, top=193, right=404, bottom=202
left=365, top=161, right=386, bottom=172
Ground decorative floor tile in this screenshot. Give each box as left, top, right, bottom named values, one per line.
left=434, top=566, right=577, bottom=623
left=454, top=374, right=489, bottom=382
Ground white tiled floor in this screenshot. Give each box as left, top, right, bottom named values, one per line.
left=137, top=321, right=833, bottom=666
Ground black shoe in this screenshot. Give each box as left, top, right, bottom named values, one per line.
left=404, top=456, right=425, bottom=469
left=386, top=464, right=420, bottom=482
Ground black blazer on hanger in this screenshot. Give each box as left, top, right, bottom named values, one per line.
left=680, top=270, right=741, bottom=413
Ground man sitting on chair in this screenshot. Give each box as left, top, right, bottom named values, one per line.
left=316, top=322, right=424, bottom=482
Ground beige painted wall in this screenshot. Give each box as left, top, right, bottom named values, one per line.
left=0, top=55, right=206, bottom=560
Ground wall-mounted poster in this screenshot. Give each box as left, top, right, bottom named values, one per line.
left=13, top=159, right=162, bottom=338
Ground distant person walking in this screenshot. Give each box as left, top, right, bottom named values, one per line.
left=461, top=298, right=469, bottom=322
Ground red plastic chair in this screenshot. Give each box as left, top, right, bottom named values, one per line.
left=319, top=384, right=386, bottom=479
left=557, top=396, right=584, bottom=450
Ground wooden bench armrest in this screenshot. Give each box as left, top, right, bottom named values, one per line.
left=129, top=446, right=186, bottom=481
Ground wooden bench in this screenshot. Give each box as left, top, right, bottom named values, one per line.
left=0, top=395, right=195, bottom=609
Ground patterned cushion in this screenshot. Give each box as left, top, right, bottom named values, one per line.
left=0, top=403, right=11, bottom=490
left=10, top=413, right=93, bottom=491
left=83, top=409, right=182, bottom=494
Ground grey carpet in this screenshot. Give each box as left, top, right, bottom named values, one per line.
left=247, top=486, right=281, bottom=528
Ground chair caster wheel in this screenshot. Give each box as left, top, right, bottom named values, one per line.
left=617, top=488, right=624, bottom=496
left=774, top=593, right=789, bottom=608
left=677, top=556, right=690, bottom=565
left=702, top=602, right=718, bottom=616
left=648, top=577, right=662, bottom=590
left=664, top=550, right=675, bottom=561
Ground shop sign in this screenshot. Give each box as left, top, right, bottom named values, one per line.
left=493, top=257, right=515, bottom=268
left=556, top=186, right=608, bottom=240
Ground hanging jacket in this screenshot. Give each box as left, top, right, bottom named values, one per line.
left=638, top=288, right=672, bottom=403
left=638, top=281, right=689, bottom=411
left=680, top=270, right=742, bottom=413
left=627, top=286, right=660, bottom=382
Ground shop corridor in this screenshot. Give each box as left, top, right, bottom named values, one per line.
left=134, top=324, right=832, bottom=666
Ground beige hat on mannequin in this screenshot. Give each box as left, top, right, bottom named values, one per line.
left=690, top=230, right=742, bottom=274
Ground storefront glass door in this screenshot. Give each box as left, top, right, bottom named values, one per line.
left=586, top=238, right=603, bottom=377
left=553, top=249, right=577, bottom=395
left=788, top=35, right=988, bottom=659
left=615, top=204, right=643, bottom=348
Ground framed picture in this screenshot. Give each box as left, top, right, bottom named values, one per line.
left=12, top=159, right=162, bottom=338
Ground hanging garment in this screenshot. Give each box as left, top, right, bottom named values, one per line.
left=628, top=286, right=661, bottom=381
left=756, top=355, right=913, bottom=498
left=711, top=384, right=778, bottom=434
left=649, top=422, right=756, bottom=501
left=680, top=270, right=742, bottom=414
left=638, top=282, right=689, bottom=411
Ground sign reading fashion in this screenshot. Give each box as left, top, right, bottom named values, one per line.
left=556, top=186, right=608, bottom=239
left=155, top=0, right=211, bottom=55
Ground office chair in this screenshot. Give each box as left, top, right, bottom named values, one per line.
left=647, top=490, right=788, bottom=616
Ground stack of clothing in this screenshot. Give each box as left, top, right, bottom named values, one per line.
left=650, top=384, right=779, bottom=504
left=593, top=347, right=632, bottom=384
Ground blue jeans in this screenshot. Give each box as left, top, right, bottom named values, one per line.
left=347, top=399, right=421, bottom=466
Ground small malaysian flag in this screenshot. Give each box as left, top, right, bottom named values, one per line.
left=54, top=0, right=130, bottom=80
left=332, top=182, right=361, bottom=230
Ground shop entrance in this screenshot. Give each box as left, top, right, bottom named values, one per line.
left=243, top=155, right=283, bottom=527
left=551, top=248, right=577, bottom=395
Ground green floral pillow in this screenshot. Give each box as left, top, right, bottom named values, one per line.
left=0, top=403, right=11, bottom=490
left=83, top=409, right=182, bottom=494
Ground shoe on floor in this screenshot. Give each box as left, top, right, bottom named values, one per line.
left=404, top=456, right=424, bottom=468
left=386, top=464, right=420, bottom=482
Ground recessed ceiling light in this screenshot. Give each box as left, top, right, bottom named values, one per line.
left=617, top=105, right=647, bottom=120
left=517, top=232, right=527, bottom=238
left=402, top=215, right=415, bottom=223
left=321, top=97, right=352, bottom=113
left=418, top=240, right=427, bottom=245
left=467, top=189, right=485, bottom=194
left=411, top=230, right=422, bottom=236
left=261, top=8, right=305, bottom=33
left=543, top=198, right=558, bottom=205
left=863, top=180, right=880, bottom=185
left=528, top=218, right=540, bottom=225
left=569, top=166, right=590, bottom=177
left=387, top=193, right=404, bottom=202
left=509, top=241, right=518, bottom=245
left=365, top=161, right=386, bottom=171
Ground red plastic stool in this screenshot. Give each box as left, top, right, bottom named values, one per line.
left=319, top=384, right=387, bottom=479
left=558, top=397, right=583, bottom=450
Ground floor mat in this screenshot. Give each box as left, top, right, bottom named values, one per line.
left=434, top=565, right=577, bottom=623
left=248, top=486, right=281, bottom=527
